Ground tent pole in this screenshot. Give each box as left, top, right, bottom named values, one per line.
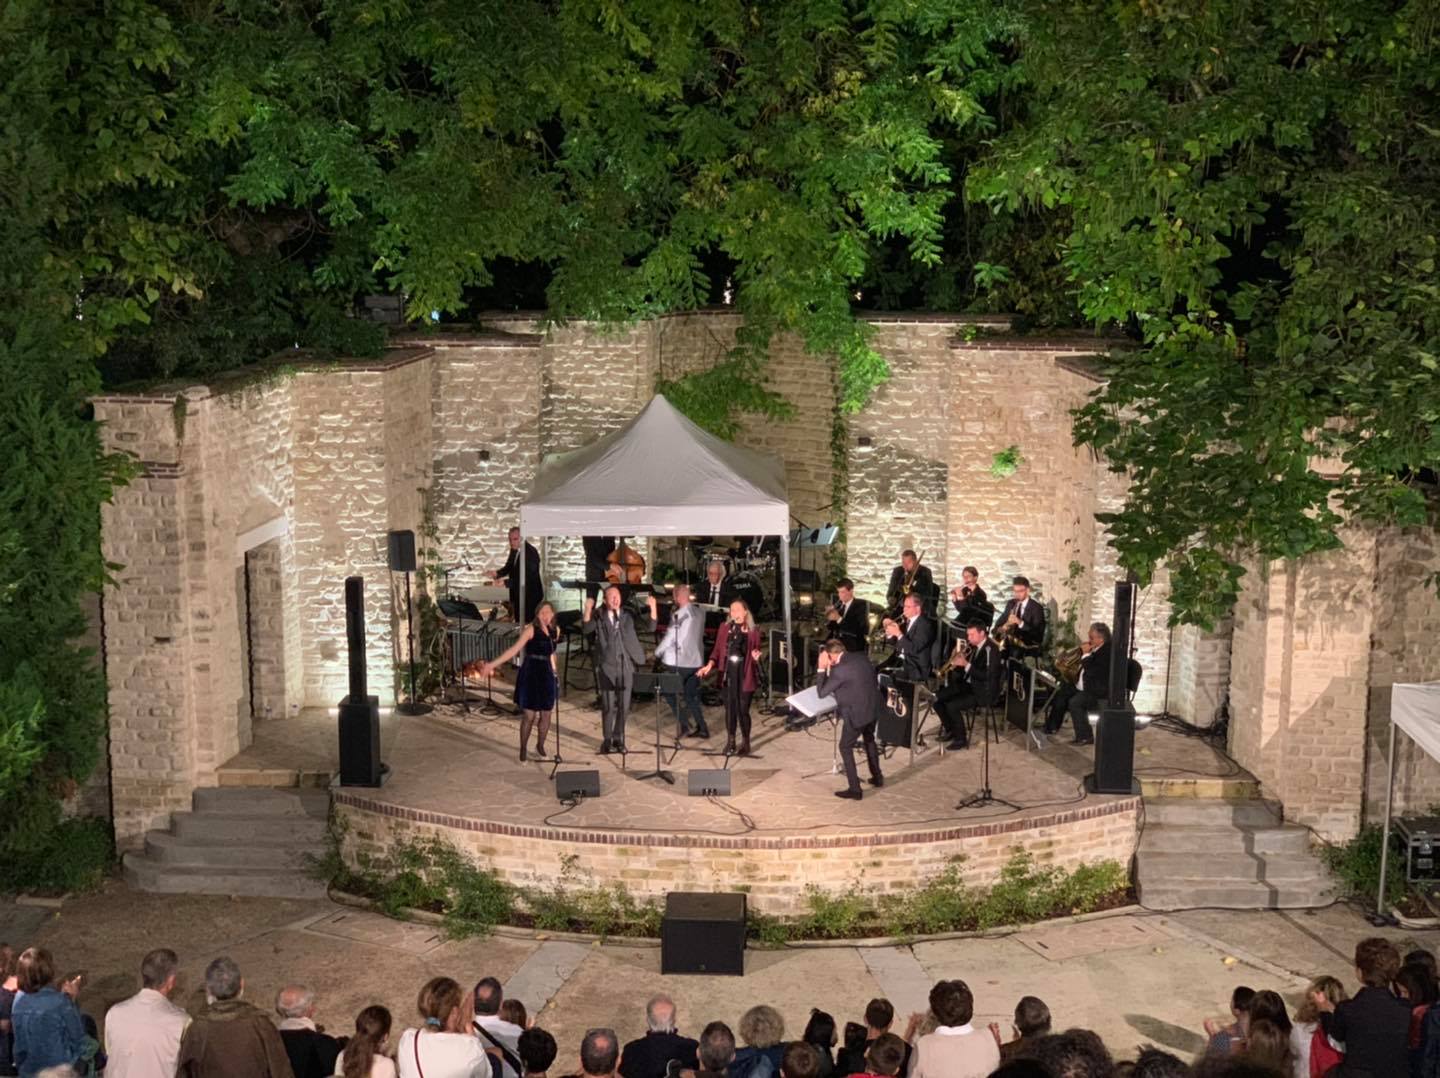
left=518, top=528, right=526, bottom=625
left=781, top=531, right=794, bottom=697
left=1377, top=718, right=1398, bottom=919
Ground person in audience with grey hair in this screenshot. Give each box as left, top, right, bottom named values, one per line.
left=176, top=957, right=295, bottom=1077
left=581, top=1029, right=621, bottom=1078
left=730, top=1007, right=785, bottom=1078
left=619, top=995, right=698, bottom=1078
left=104, top=948, right=191, bottom=1078
left=275, top=984, right=344, bottom=1078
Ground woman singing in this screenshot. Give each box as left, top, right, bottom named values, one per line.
left=479, top=601, right=560, bottom=762
left=697, top=599, right=762, bottom=756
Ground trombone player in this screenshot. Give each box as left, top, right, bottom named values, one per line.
left=886, top=549, right=935, bottom=618
left=993, top=575, right=1046, bottom=653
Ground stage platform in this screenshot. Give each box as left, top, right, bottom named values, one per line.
left=218, top=694, right=1247, bottom=914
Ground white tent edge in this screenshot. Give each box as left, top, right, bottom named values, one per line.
left=1376, top=681, right=1440, bottom=917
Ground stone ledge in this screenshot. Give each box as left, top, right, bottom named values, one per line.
left=388, top=329, right=544, bottom=349
left=950, top=334, right=1126, bottom=354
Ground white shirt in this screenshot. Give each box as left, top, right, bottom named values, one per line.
left=104, top=988, right=191, bottom=1078
left=336, top=1046, right=399, bottom=1078
left=474, top=1015, right=523, bottom=1078
left=397, top=1029, right=489, bottom=1078
left=657, top=604, right=705, bottom=668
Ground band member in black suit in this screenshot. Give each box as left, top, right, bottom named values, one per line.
left=816, top=639, right=883, bottom=800
left=1044, top=622, right=1111, bottom=746
left=490, top=527, right=544, bottom=623
left=824, top=578, right=870, bottom=652
left=581, top=536, right=616, bottom=600
left=949, top=566, right=990, bottom=623
left=696, top=559, right=736, bottom=608
left=581, top=586, right=658, bottom=753
left=932, top=623, right=1001, bottom=750
left=994, top=575, right=1046, bottom=653
left=886, top=549, right=935, bottom=617
left=881, top=594, right=934, bottom=681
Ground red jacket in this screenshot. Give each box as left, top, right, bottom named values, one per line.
left=710, top=621, right=762, bottom=693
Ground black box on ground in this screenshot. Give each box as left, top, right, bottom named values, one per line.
left=661, top=892, right=746, bottom=975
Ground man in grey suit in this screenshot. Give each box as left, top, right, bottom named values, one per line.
left=815, top=638, right=884, bottom=801
left=582, top=585, right=656, bottom=753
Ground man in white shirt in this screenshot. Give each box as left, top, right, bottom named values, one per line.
left=104, top=948, right=190, bottom=1078
left=655, top=585, right=711, bottom=740
left=909, top=979, right=998, bottom=1078
left=473, top=977, right=524, bottom=1078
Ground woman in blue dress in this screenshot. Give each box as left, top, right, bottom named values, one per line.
left=481, top=601, right=560, bottom=761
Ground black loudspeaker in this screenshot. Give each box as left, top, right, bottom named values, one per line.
left=338, top=575, right=383, bottom=786
left=1092, top=706, right=1137, bottom=793
left=556, top=770, right=601, bottom=801
left=877, top=708, right=911, bottom=747
left=387, top=530, right=417, bottom=573
left=688, top=769, right=732, bottom=796
left=661, top=892, right=746, bottom=975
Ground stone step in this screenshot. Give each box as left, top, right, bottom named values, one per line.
left=170, top=811, right=328, bottom=846
left=1143, top=797, right=1283, bottom=828
left=192, top=787, right=330, bottom=818
left=1138, top=776, right=1262, bottom=800
left=143, top=831, right=319, bottom=870
left=1135, top=850, right=1331, bottom=886
left=1138, top=822, right=1314, bottom=856
left=123, top=852, right=329, bottom=900
left=1136, top=877, right=1334, bottom=911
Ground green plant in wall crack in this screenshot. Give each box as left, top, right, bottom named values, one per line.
left=990, top=445, right=1023, bottom=479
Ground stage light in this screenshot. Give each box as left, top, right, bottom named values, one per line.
left=797, top=592, right=814, bottom=607
left=857, top=436, right=873, bottom=449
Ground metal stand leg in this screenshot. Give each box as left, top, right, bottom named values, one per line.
left=956, top=707, right=1021, bottom=811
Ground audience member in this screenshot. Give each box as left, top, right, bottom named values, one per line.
left=581, top=1029, right=620, bottom=1078
left=1395, top=960, right=1436, bottom=1063
left=10, top=948, right=84, bottom=1078
left=1205, top=987, right=1256, bottom=1057
left=619, top=995, right=698, bottom=1078
left=697, top=1023, right=735, bottom=1078
left=801, top=1011, right=837, bottom=1078
left=1406, top=949, right=1438, bottom=989
left=909, top=980, right=998, bottom=1078
left=501, top=1002, right=528, bottom=1032
left=1316, top=937, right=1409, bottom=1078
left=1241, top=1019, right=1291, bottom=1073
left=1127, top=1047, right=1186, bottom=1077
left=104, top=948, right=190, bottom=1078
left=1, top=945, right=19, bottom=1077
left=844, top=1001, right=912, bottom=1078
left=175, top=956, right=294, bottom=1078
left=985, top=1063, right=1051, bottom=1078
left=276, top=984, right=345, bottom=1078
left=519, top=1029, right=557, bottom=1078
left=990, top=997, right=1051, bottom=1061
left=473, top=978, right=523, bottom=1078
left=1014, top=1029, right=1112, bottom=1078
left=857, top=1034, right=904, bottom=1078
left=397, top=976, right=486, bottom=1078
left=336, top=1006, right=394, bottom=1078
left=732, top=1007, right=784, bottom=1078
left=1292, top=975, right=1346, bottom=1078
left=835, top=1025, right=867, bottom=1078
left=778, top=1043, right=820, bottom=1078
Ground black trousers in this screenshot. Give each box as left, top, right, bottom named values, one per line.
left=723, top=678, right=753, bottom=743
left=932, top=681, right=978, bottom=746
left=840, top=720, right=882, bottom=792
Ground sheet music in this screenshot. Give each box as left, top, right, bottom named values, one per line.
left=785, top=685, right=838, bottom=719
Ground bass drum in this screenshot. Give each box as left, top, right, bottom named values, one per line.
left=729, top=571, right=766, bottom=618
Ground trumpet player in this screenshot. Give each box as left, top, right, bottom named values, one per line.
left=886, top=549, right=935, bottom=618
left=933, top=622, right=1000, bottom=750
left=1042, top=622, right=1112, bottom=746
left=824, top=578, right=870, bottom=652
left=881, top=593, right=934, bottom=681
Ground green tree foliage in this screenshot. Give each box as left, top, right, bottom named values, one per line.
left=971, top=0, right=1440, bottom=626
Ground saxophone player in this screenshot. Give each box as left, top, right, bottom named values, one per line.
left=824, top=578, right=870, bottom=653
left=932, top=622, right=1000, bottom=750
left=994, top=575, right=1046, bottom=653
left=886, top=549, right=935, bottom=618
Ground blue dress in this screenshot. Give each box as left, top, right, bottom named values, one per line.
left=515, top=627, right=558, bottom=711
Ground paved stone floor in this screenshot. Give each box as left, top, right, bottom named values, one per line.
left=3, top=886, right=1436, bottom=1066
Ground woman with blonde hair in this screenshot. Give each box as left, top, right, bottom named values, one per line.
left=730, top=1005, right=785, bottom=1078
left=397, top=978, right=486, bottom=1078
left=697, top=600, right=762, bottom=756
left=1293, top=975, right=1346, bottom=1078
left=478, top=600, right=561, bottom=762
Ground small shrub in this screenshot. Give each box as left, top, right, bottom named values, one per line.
left=1322, top=824, right=1407, bottom=902
left=8, top=816, right=113, bottom=894
left=796, top=884, right=871, bottom=939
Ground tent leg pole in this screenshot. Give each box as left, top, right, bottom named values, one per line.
left=1377, top=720, right=1398, bottom=920
left=781, top=533, right=794, bottom=699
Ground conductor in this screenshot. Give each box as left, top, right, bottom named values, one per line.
left=815, top=639, right=884, bottom=801
left=582, top=586, right=657, bottom=753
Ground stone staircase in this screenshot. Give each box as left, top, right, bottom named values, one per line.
left=123, top=787, right=332, bottom=899
left=1134, top=796, right=1335, bottom=910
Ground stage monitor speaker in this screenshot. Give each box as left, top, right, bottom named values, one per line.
left=556, top=770, right=601, bottom=802
left=688, top=769, right=732, bottom=797
left=387, top=530, right=417, bottom=573
left=1092, top=705, right=1137, bottom=793
left=661, top=892, right=745, bottom=976
left=338, top=695, right=382, bottom=786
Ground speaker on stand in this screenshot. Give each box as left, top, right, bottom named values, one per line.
left=338, top=576, right=386, bottom=786
left=1089, top=580, right=1139, bottom=795
left=389, top=530, right=432, bottom=716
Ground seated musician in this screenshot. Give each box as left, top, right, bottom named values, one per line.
left=949, top=566, right=990, bottom=623
left=880, top=594, right=934, bottom=682
left=825, top=578, right=870, bottom=653
left=886, top=549, right=935, bottom=618
left=994, top=575, right=1046, bottom=654
left=489, top=527, right=545, bottom=623
left=697, top=559, right=736, bottom=609
left=1043, top=622, right=1111, bottom=746
left=932, top=622, right=1000, bottom=751
left=581, top=535, right=616, bottom=601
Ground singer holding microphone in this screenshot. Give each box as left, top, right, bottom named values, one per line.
left=697, top=599, right=762, bottom=756
left=475, top=601, right=561, bottom=762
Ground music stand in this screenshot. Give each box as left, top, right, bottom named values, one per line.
left=632, top=670, right=681, bottom=785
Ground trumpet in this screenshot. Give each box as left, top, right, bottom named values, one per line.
left=936, top=638, right=974, bottom=681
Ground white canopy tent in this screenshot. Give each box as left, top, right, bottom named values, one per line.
left=517, top=395, right=795, bottom=692
left=1375, top=681, right=1440, bottom=916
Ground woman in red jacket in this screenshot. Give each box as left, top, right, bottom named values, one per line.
left=698, top=599, right=763, bottom=756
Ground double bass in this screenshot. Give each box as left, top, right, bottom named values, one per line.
left=605, top=540, right=646, bottom=585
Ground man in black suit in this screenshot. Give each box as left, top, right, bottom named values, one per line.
left=825, top=578, right=870, bottom=652
left=582, top=586, right=657, bottom=752
left=1044, top=622, right=1111, bottom=746
left=696, top=560, right=736, bottom=609
left=882, top=594, right=934, bottom=682
left=816, top=639, right=883, bottom=800
left=948, top=565, right=991, bottom=625
left=932, top=623, right=1000, bottom=750
left=994, top=575, right=1046, bottom=653
left=886, top=549, right=935, bottom=617
left=490, top=527, right=545, bottom=623
left=618, top=994, right=699, bottom=1078
left=581, top=535, right=616, bottom=600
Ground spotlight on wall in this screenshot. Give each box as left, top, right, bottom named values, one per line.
left=856, top=436, right=873, bottom=449
left=477, top=449, right=491, bottom=462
